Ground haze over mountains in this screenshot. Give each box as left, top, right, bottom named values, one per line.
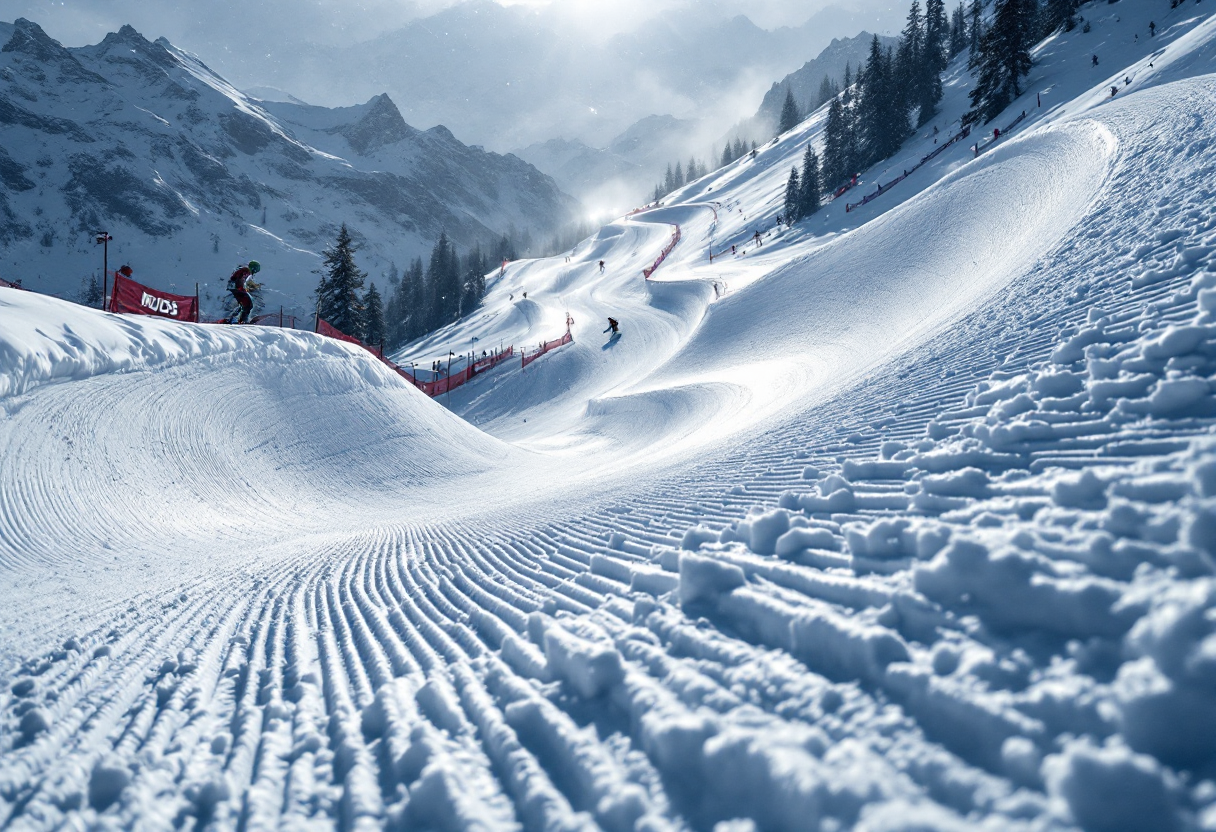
left=6, top=0, right=906, bottom=153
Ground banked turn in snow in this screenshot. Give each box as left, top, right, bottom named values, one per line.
left=3, top=4, right=1216, bottom=830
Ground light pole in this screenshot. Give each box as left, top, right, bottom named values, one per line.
left=94, top=232, right=112, bottom=310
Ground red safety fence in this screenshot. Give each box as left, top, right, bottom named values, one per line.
left=522, top=329, right=573, bottom=369
left=251, top=311, right=305, bottom=328
left=109, top=272, right=200, bottom=322
left=0, top=277, right=26, bottom=290
left=642, top=225, right=682, bottom=280
left=973, top=110, right=1027, bottom=158
left=520, top=314, right=575, bottom=369
left=313, top=316, right=516, bottom=399
left=846, top=124, right=972, bottom=213
left=410, top=348, right=516, bottom=397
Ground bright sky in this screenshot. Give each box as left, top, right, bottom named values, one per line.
left=6, top=0, right=899, bottom=48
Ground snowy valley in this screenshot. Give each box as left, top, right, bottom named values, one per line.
left=3, top=1, right=1216, bottom=831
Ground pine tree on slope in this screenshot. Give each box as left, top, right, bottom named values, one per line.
left=965, top=0, right=1033, bottom=125
left=363, top=282, right=386, bottom=348
left=921, top=0, right=949, bottom=124
left=1041, top=0, right=1077, bottom=34
left=316, top=223, right=367, bottom=338
left=896, top=1, right=924, bottom=118
left=784, top=167, right=802, bottom=223
left=800, top=144, right=821, bottom=218
left=968, top=0, right=985, bottom=58
left=950, top=2, right=969, bottom=57
left=822, top=96, right=849, bottom=190
left=779, top=86, right=802, bottom=135
left=426, top=233, right=462, bottom=330
left=403, top=257, right=425, bottom=342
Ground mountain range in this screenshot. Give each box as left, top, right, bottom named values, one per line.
left=217, top=0, right=903, bottom=153
left=0, top=18, right=577, bottom=311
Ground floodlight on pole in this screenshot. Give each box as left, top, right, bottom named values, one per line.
left=94, top=232, right=112, bottom=310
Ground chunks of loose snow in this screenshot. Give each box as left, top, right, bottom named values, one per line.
left=774, top=526, right=840, bottom=557
left=1043, top=739, right=1182, bottom=832
left=678, top=552, right=746, bottom=607
left=88, top=757, right=131, bottom=811
left=541, top=623, right=623, bottom=699
left=913, top=539, right=1131, bottom=637
left=682, top=525, right=720, bottom=551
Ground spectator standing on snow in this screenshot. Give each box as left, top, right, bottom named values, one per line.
left=598, top=260, right=605, bottom=273
left=1092, top=54, right=1099, bottom=67
left=1150, top=21, right=1156, bottom=36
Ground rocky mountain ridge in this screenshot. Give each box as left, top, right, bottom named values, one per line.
left=0, top=18, right=577, bottom=310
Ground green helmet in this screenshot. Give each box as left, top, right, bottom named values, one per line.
left=248, top=260, right=262, bottom=274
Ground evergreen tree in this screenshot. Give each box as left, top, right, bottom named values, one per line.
left=733, top=137, right=747, bottom=160
left=80, top=273, right=103, bottom=307
left=664, top=163, right=676, bottom=194
left=921, top=0, right=949, bottom=124
left=783, top=167, right=802, bottom=223
left=858, top=36, right=909, bottom=166
left=315, top=223, right=367, bottom=337
left=968, top=0, right=984, bottom=58
left=817, top=75, right=836, bottom=108
left=842, top=63, right=853, bottom=102
left=799, top=144, right=821, bottom=217
left=687, top=157, right=698, bottom=182
left=896, top=0, right=924, bottom=117
left=822, top=96, right=849, bottom=190
left=965, top=0, right=1033, bottom=125
left=778, top=86, right=802, bottom=134
left=674, top=161, right=685, bottom=189
left=426, top=232, right=461, bottom=330
left=403, top=257, right=425, bottom=341
left=362, top=282, right=386, bottom=348
left=1041, top=0, right=1076, bottom=34
left=721, top=142, right=733, bottom=167
left=950, top=3, right=969, bottom=56
left=461, top=245, right=487, bottom=315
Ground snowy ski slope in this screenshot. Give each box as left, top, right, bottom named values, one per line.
left=3, top=2, right=1216, bottom=829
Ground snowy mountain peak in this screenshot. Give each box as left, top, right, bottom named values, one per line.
left=339, top=93, right=415, bottom=155
left=0, top=17, right=577, bottom=307
left=3, top=18, right=106, bottom=87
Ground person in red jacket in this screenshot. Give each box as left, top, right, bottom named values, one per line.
left=227, top=260, right=260, bottom=323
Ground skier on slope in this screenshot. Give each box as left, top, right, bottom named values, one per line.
left=599, top=260, right=606, bottom=273
left=604, top=317, right=619, bottom=336
left=227, top=260, right=261, bottom=324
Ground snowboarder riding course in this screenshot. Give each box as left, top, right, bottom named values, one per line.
left=4, top=7, right=1216, bottom=831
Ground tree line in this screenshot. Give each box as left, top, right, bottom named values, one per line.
left=781, top=0, right=1084, bottom=221
left=650, top=137, right=759, bottom=203
left=314, top=223, right=525, bottom=352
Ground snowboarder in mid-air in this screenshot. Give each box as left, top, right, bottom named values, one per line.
left=604, top=317, right=619, bottom=336
left=227, top=260, right=261, bottom=323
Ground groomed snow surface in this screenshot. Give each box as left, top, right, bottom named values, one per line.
left=4, top=2, right=1216, bottom=830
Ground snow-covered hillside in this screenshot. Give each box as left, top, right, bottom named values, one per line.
left=0, top=19, right=577, bottom=310
left=3, top=2, right=1216, bottom=830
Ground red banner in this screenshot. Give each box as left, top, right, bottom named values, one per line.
left=109, top=273, right=199, bottom=322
